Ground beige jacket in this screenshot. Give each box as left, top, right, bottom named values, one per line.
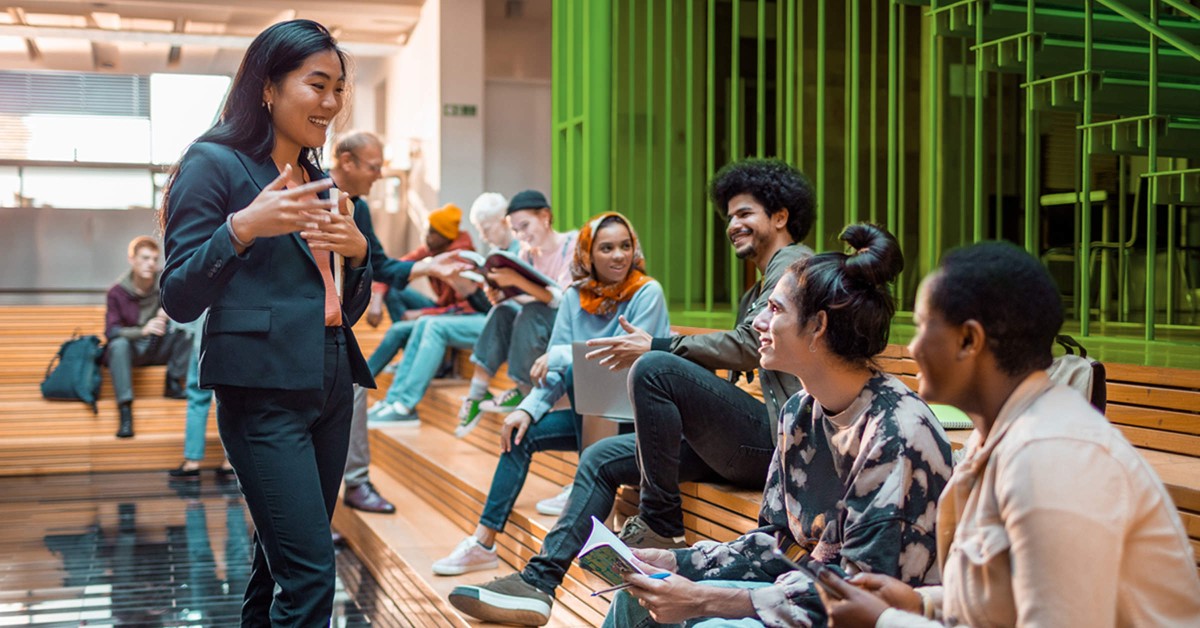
left=878, top=372, right=1200, bottom=627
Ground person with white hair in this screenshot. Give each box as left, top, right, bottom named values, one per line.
left=456, top=190, right=578, bottom=442
left=469, top=192, right=517, bottom=255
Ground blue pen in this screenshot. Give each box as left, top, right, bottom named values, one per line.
left=591, top=571, right=670, bottom=596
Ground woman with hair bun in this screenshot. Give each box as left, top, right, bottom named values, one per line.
left=606, top=224, right=953, bottom=628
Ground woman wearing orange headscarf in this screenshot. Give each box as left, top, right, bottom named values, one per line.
left=432, top=212, right=670, bottom=578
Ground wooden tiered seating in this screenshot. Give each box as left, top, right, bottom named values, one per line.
left=0, top=305, right=215, bottom=475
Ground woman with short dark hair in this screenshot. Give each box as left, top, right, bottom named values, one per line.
left=820, top=241, right=1200, bottom=627
left=159, top=19, right=372, bottom=625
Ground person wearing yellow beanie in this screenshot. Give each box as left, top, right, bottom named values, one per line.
left=366, top=198, right=486, bottom=428
left=428, top=203, right=463, bottom=243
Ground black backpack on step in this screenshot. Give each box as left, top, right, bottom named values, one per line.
left=40, top=332, right=105, bottom=414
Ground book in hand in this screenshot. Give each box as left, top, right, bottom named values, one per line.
left=456, top=249, right=557, bottom=300
left=578, top=516, right=648, bottom=587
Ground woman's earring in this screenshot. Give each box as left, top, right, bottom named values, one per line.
left=264, top=101, right=273, bottom=115
left=808, top=340, right=817, bottom=353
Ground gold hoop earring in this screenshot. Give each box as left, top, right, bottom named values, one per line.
left=808, top=340, right=817, bottom=353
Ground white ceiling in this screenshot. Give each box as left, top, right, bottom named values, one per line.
left=0, top=0, right=424, bottom=75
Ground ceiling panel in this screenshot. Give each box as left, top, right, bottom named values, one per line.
left=1, top=0, right=423, bottom=74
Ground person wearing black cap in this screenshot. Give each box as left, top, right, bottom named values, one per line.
left=455, top=190, right=578, bottom=439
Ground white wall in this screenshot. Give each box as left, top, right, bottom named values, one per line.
left=352, top=0, right=552, bottom=255
left=483, top=0, right=552, bottom=198
left=361, top=0, right=443, bottom=254
left=438, top=0, right=486, bottom=208
left=484, top=79, right=551, bottom=197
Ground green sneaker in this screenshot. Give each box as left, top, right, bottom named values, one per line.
left=455, top=392, right=492, bottom=438
left=478, top=388, right=524, bottom=414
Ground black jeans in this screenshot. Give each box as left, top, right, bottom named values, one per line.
left=521, top=432, right=716, bottom=594
left=630, top=351, right=776, bottom=538
left=215, top=328, right=353, bottom=627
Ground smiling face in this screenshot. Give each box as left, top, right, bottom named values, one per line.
left=507, top=208, right=553, bottom=246
left=752, top=272, right=808, bottom=375
left=908, top=274, right=969, bottom=407
left=725, top=193, right=783, bottom=262
left=590, top=221, right=634, bottom=284
left=338, top=141, right=383, bottom=197
left=264, top=49, right=345, bottom=156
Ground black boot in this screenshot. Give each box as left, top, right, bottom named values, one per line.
left=116, top=402, right=134, bottom=438
left=163, top=377, right=186, bottom=400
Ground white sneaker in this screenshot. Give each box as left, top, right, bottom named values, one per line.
left=432, top=536, right=499, bottom=576
left=535, top=485, right=572, bottom=516
left=367, top=401, right=420, bottom=427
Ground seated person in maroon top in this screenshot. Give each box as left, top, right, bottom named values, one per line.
left=104, top=236, right=192, bottom=438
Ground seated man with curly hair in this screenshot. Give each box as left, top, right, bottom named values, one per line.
left=589, top=158, right=817, bottom=550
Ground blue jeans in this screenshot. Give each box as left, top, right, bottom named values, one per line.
left=181, top=313, right=213, bottom=462
left=479, top=408, right=582, bottom=531
left=366, top=320, right=419, bottom=376
left=603, top=581, right=773, bottom=627
left=521, top=432, right=717, bottom=595
left=383, top=286, right=436, bottom=324
left=471, top=301, right=556, bottom=387
left=383, top=314, right=486, bottom=409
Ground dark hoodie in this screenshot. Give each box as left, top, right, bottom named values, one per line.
left=105, top=271, right=162, bottom=341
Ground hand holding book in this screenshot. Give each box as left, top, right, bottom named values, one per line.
left=579, top=517, right=677, bottom=597
left=455, top=249, right=556, bottom=301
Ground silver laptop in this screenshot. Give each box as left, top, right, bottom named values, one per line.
left=572, top=341, right=635, bottom=422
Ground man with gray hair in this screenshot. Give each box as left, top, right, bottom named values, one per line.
left=332, top=130, right=468, bottom=514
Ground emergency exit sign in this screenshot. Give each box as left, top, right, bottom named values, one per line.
left=443, top=104, right=478, bottom=117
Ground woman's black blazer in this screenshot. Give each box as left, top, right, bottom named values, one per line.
left=160, top=141, right=375, bottom=391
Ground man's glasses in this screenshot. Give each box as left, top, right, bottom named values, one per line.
left=352, top=154, right=384, bottom=174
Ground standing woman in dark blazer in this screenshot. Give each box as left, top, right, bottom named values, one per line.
left=158, top=19, right=373, bottom=626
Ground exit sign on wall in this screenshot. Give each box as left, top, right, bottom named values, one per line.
left=443, top=104, right=477, bottom=117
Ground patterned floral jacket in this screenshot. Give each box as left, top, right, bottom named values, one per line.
left=672, top=373, right=954, bottom=627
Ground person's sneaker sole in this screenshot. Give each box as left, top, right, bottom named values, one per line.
left=431, top=555, right=498, bottom=576
left=449, top=585, right=551, bottom=626
left=368, top=418, right=421, bottom=428
left=535, top=504, right=563, bottom=516
left=454, top=419, right=481, bottom=438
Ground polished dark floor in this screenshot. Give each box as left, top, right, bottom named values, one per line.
left=0, top=471, right=401, bottom=627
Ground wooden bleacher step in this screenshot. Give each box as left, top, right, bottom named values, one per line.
left=331, top=442, right=600, bottom=626
left=357, top=416, right=609, bottom=625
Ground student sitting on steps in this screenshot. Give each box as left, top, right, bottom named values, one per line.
left=433, top=212, right=668, bottom=582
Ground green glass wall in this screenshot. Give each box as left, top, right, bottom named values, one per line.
left=552, top=0, right=1200, bottom=344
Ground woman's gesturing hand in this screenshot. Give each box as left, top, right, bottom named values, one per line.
left=230, top=165, right=336, bottom=243
left=302, top=189, right=368, bottom=266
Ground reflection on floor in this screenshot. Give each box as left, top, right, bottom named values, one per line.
left=0, top=471, right=401, bottom=626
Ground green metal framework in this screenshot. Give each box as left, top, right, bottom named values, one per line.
left=551, top=0, right=1200, bottom=338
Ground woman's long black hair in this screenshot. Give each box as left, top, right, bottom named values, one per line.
left=158, top=19, right=347, bottom=230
